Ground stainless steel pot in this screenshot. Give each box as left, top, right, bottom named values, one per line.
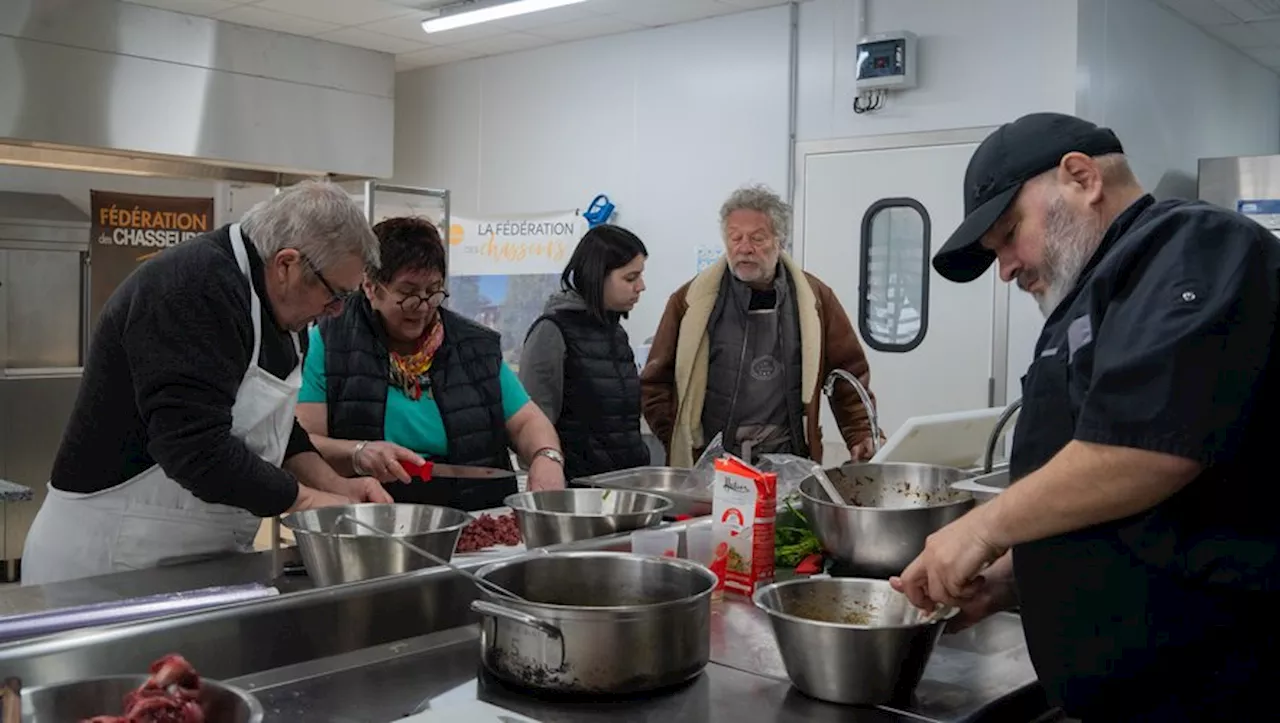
left=800, top=463, right=975, bottom=578
left=471, top=551, right=717, bottom=694
left=281, top=503, right=471, bottom=585
left=754, top=577, right=954, bottom=705
left=504, top=488, right=672, bottom=548
left=21, top=675, right=263, bottom=722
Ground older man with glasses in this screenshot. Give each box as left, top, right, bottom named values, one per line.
left=22, top=180, right=394, bottom=586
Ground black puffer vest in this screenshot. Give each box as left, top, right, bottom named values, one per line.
left=318, top=296, right=512, bottom=470
left=533, top=309, right=649, bottom=479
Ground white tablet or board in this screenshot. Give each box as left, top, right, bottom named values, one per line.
left=398, top=700, right=540, bottom=722
left=869, top=406, right=1015, bottom=469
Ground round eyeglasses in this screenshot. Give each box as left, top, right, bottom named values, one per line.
left=392, top=289, right=449, bottom=312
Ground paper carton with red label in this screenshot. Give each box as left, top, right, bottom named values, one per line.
left=710, top=456, right=777, bottom=598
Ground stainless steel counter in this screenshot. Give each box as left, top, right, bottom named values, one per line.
left=0, top=519, right=1049, bottom=722
left=225, top=604, right=1043, bottom=723
left=0, top=549, right=310, bottom=619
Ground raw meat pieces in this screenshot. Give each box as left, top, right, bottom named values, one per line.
left=456, top=512, right=522, bottom=552
left=81, top=654, right=206, bottom=723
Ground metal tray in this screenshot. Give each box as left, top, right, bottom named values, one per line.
left=573, top=467, right=707, bottom=518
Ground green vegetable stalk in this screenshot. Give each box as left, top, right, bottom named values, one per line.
left=774, top=496, right=822, bottom=568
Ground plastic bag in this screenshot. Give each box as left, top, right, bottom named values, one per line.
left=755, top=453, right=824, bottom=506
left=689, top=432, right=729, bottom=492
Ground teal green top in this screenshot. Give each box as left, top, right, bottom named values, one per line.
left=299, top=326, right=530, bottom=457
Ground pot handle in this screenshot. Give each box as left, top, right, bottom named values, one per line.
left=470, top=599, right=567, bottom=671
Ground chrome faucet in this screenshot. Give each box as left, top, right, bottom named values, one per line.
left=822, top=369, right=882, bottom=456
left=982, top=398, right=1023, bottom=474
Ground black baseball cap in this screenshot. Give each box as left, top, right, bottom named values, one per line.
left=932, top=112, right=1125, bottom=283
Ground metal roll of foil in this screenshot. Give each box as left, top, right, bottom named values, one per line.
left=0, top=584, right=279, bottom=643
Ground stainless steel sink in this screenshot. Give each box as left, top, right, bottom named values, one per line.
left=952, top=398, right=1020, bottom=502
left=953, top=466, right=1010, bottom=502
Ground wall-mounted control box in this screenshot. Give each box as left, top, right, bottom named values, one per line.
left=855, top=31, right=918, bottom=91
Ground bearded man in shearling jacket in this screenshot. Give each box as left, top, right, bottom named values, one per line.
left=640, top=184, right=882, bottom=468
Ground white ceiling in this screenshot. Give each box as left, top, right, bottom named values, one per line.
left=119, top=0, right=791, bottom=70
left=1156, top=0, right=1280, bottom=70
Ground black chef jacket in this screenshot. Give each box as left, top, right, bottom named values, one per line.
left=1008, top=194, right=1280, bottom=722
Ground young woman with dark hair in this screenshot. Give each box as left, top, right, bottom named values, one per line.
left=519, top=224, right=652, bottom=481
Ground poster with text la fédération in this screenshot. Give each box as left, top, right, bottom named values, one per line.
left=444, top=210, right=586, bottom=368
left=89, top=190, right=214, bottom=324
left=445, top=210, right=585, bottom=277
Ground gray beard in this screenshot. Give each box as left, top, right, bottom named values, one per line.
left=1034, top=198, right=1101, bottom=317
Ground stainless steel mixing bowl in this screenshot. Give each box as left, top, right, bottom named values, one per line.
left=21, top=675, right=263, bottom=722
left=800, top=462, right=975, bottom=578
left=282, top=503, right=472, bottom=585
left=754, top=577, right=954, bottom=705
left=504, top=488, right=673, bottom=548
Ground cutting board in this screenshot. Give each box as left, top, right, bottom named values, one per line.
left=869, top=406, right=1016, bottom=469
left=452, top=506, right=528, bottom=562
left=397, top=700, right=539, bottom=722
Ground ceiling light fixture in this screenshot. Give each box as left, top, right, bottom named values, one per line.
left=422, top=0, right=589, bottom=33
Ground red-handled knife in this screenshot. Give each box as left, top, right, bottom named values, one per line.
left=398, top=461, right=513, bottom=482
left=399, top=459, right=434, bottom=481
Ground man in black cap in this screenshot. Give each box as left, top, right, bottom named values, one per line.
left=890, top=112, right=1280, bottom=721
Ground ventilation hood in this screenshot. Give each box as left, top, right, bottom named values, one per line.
left=0, top=0, right=396, bottom=184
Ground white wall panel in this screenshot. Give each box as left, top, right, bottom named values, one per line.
left=796, top=0, right=1080, bottom=142
left=394, top=7, right=791, bottom=343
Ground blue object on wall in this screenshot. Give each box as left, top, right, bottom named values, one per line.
left=582, top=194, right=615, bottom=228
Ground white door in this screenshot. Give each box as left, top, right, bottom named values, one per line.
left=797, top=137, right=997, bottom=462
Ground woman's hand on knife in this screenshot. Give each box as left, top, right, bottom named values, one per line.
left=353, top=441, right=425, bottom=484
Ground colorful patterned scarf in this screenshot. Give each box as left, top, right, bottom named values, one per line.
left=388, top=319, right=444, bottom=401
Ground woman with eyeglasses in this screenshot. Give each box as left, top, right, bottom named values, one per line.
left=296, top=217, right=566, bottom=509
left=518, top=224, right=652, bottom=481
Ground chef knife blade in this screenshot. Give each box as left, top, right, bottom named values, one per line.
left=401, top=460, right=514, bottom=480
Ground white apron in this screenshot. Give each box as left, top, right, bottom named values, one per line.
left=22, top=225, right=302, bottom=586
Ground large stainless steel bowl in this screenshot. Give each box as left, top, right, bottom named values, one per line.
left=21, top=675, right=263, bottom=722
left=573, top=466, right=705, bottom=517
left=754, top=577, right=954, bottom=705
left=800, top=462, right=975, bottom=579
left=281, top=503, right=472, bottom=585
left=504, top=488, right=673, bottom=548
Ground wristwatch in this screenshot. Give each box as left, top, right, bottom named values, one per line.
left=533, top=448, right=565, bottom=466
